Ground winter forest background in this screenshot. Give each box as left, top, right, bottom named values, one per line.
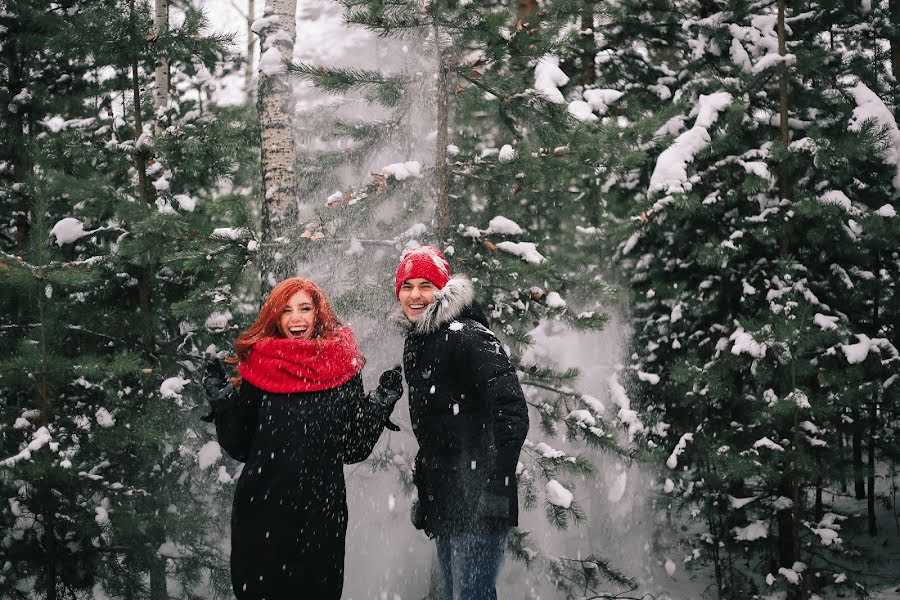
left=2, top=0, right=900, bottom=598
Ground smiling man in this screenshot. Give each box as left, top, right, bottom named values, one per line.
left=393, top=246, right=529, bottom=600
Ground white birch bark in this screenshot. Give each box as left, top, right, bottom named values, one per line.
left=153, top=0, right=169, bottom=128
left=256, top=0, right=298, bottom=288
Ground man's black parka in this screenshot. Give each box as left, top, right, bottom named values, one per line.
left=215, top=374, right=385, bottom=600
left=399, top=274, right=530, bottom=537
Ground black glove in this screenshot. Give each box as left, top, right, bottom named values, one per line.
left=370, top=365, right=403, bottom=431
left=200, top=359, right=232, bottom=423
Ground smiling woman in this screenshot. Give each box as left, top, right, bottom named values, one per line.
left=201, top=277, right=404, bottom=600
left=278, top=290, right=317, bottom=339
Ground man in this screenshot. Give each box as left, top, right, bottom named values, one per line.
left=393, top=245, right=529, bottom=600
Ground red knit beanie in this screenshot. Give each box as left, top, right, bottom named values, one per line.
left=395, top=246, right=451, bottom=297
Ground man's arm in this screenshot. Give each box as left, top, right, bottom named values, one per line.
left=454, top=322, right=529, bottom=473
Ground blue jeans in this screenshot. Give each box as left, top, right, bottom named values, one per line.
left=435, top=529, right=509, bottom=600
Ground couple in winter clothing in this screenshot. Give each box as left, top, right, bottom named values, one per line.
left=203, top=246, right=530, bottom=600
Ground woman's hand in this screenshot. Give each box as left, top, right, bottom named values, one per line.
left=200, top=359, right=232, bottom=422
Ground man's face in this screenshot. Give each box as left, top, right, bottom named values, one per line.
left=398, top=278, right=436, bottom=322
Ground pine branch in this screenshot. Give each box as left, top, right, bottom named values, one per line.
left=521, top=379, right=582, bottom=398
left=285, top=62, right=410, bottom=107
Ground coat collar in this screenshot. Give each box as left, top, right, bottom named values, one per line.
left=393, top=274, right=475, bottom=336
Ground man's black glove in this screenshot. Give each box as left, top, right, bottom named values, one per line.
left=369, top=365, right=403, bottom=431
left=200, top=359, right=233, bottom=423
left=410, top=498, right=425, bottom=530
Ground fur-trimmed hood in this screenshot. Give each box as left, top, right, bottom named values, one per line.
left=393, top=274, right=479, bottom=335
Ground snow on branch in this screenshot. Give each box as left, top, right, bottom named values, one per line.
left=649, top=92, right=733, bottom=195
left=533, top=56, right=569, bottom=104
left=1, top=427, right=52, bottom=467
left=495, top=241, right=546, bottom=264
left=841, top=334, right=899, bottom=364
left=666, top=433, right=693, bottom=469
left=546, top=479, right=574, bottom=508
left=608, top=373, right=644, bottom=439
left=848, top=82, right=900, bottom=191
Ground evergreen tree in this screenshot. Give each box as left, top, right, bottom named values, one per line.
left=0, top=0, right=258, bottom=596
left=606, top=1, right=900, bottom=597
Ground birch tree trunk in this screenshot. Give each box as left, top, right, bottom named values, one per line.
left=153, top=0, right=169, bottom=128
left=256, top=0, right=298, bottom=291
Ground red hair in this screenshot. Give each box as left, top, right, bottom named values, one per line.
left=231, top=278, right=343, bottom=364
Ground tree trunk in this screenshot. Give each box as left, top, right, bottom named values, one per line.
left=892, top=0, right=900, bottom=102
left=257, top=0, right=298, bottom=292
left=777, top=477, right=804, bottom=599
left=3, top=37, right=33, bottom=247
left=776, top=0, right=792, bottom=261
left=153, top=0, right=169, bottom=128
left=777, top=0, right=790, bottom=159
left=246, top=0, right=256, bottom=93
left=868, top=251, right=881, bottom=535
left=708, top=514, right=724, bottom=599
left=814, top=479, right=823, bottom=523
left=433, top=18, right=451, bottom=241
left=149, top=553, right=168, bottom=600
left=130, top=0, right=155, bottom=357
left=132, top=58, right=150, bottom=204
left=853, top=413, right=866, bottom=498
left=868, top=391, right=878, bottom=534
left=131, top=0, right=151, bottom=205
left=580, top=0, right=595, bottom=86
left=43, top=491, right=58, bottom=600
left=839, top=433, right=848, bottom=493
left=37, top=264, right=52, bottom=423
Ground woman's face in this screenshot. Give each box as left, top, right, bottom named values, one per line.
left=278, top=290, right=317, bottom=340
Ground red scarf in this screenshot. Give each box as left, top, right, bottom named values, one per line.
left=238, top=327, right=363, bottom=393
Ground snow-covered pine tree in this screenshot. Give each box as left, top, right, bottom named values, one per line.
left=0, top=0, right=257, bottom=596
left=284, top=0, right=648, bottom=596
left=608, top=1, right=900, bottom=597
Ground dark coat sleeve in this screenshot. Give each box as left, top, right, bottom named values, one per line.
left=341, top=373, right=389, bottom=464
left=214, top=381, right=260, bottom=462
left=453, top=323, right=529, bottom=474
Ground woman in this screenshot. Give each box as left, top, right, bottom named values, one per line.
left=202, top=278, right=402, bottom=600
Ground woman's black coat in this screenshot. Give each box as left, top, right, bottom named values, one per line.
left=400, top=275, right=530, bottom=537
left=214, top=373, right=386, bottom=600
